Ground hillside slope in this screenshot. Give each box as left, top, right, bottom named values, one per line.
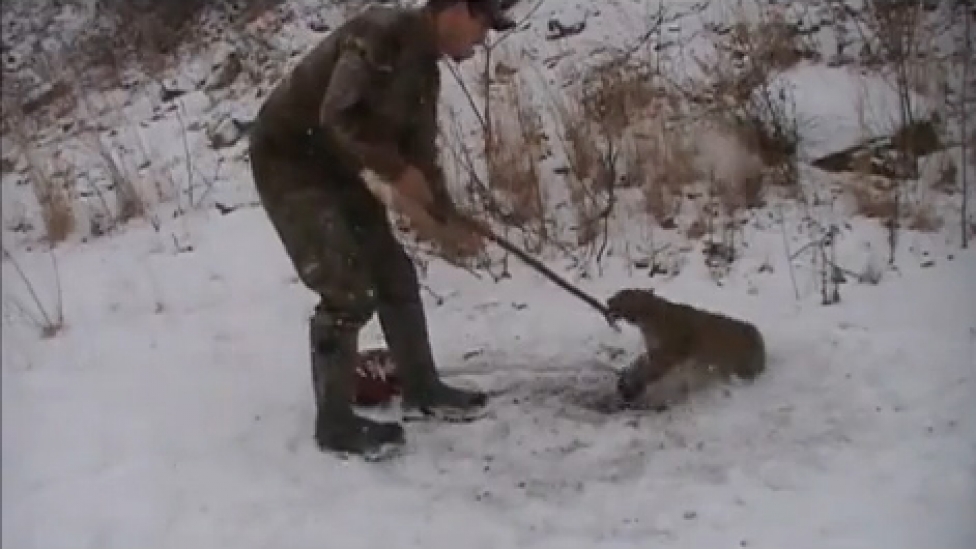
left=2, top=0, right=975, bottom=547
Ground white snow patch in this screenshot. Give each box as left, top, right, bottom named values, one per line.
left=3, top=207, right=975, bottom=549
left=769, top=64, right=936, bottom=161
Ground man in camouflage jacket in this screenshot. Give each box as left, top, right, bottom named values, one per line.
left=248, top=0, right=516, bottom=459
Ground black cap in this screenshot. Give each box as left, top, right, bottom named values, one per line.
left=472, top=0, right=516, bottom=31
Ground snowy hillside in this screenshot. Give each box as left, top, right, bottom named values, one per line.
left=2, top=0, right=975, bottom=547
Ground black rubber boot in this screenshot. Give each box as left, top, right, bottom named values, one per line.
left=310, top=310, right=405, bottom=460
left=378, top=300, right=488, bottom=422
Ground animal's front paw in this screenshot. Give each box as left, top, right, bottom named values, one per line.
left=617, top=367, right=648, bottom=402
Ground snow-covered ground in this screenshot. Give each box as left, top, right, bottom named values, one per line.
left=2, top=203, right=975, bottom=548
left=3, top=0, right=976, bottom=547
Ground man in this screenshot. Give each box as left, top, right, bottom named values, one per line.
left=248, top=0, right=517, bottom=460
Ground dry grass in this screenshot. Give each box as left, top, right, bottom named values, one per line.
left=697, top=124, right=766, bottom=211
left=542, top=9, right=784, bottom=242
left=633, top=122, right=699, bottom=223
left=685, top=216, right=708, bottom=241
left=6, top=118, right=77, bottom=245
left=846, top=175, right=943, bottom=232
left=723, top=6, right=819, bottom=72
left=570, top=56, right=700, bottom=229
left=905, top=202, right=943, bottom=232
left=849, top=178, right=898, bottom=219
left=691, top=1, right=806, bottom=184
left=578, top=61, right=661, bottom=140
left=485, top=73, right=549, bottom=251
left=550, top=88, right=610, bottom=246
left=2, top=247, right=65, bottom=338
left=95, top=143, right=147, bottom=226
left=30, top=165, right=77, bottom=245
left=76, top=0, right=285, bottom=77
left=3, top=89, right=162, bottom=244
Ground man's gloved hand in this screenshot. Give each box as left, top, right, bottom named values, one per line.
left=402, top=205, right=487, bottom=259
left=435, top=215, right=488, bottom=258
left=362, top=164, right=489, bottom=258
left=394, top=165, right=435, bottom=208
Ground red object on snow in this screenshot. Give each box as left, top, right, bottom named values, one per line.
left=354, top=348, right=401, bottom=406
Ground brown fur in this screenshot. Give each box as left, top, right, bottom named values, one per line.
left=606, top=288, right=766, bottom=406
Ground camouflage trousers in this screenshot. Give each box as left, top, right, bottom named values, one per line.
left=248, top=124, right=423, bottom=329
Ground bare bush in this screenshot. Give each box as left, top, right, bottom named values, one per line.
left=846, top=172, right=943, bottom=232
left=5, top=114, right=77, bottom=244
left=849, top=176, right=898, bottom=220
left=2, top=247, right=65, bottom=338
left=551, top=83, right=613, bottom=248
left=77, top=0, right=285, bottom=77
left=571, top=53, right=699, bottom=234
left=485, top=73, right=549, bottom=252
left=691, top=1, right=806, bottom=185
left=29, top=161, right=76, bottom=245
left=93, top=139, right=147, bottom=226
left=855, top=0, right=932, bottom=262
left=962, top=7, right=972, bottom=249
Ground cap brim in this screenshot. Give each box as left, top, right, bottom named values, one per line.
left=489, top=14, right=516, bottom=31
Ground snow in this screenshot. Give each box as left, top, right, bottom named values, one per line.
left=3, top=0, right=976, bottom=547
left=3, top=203, right=975, bottom=548
left=769, top=63, right=937, bottom=162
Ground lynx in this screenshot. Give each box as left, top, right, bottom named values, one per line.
left=606, top=288, right=767, bottom=408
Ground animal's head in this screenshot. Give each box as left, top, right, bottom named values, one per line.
left=606, top=288, right=659, bottom=322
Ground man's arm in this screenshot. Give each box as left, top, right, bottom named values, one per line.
left=317, top=35, right=409, bottom=184
left=399, top=76, right=456, bottom=220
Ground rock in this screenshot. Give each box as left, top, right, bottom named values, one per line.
left=308, top=14, right=330, bottom=33
left=160, top=84, right=187, bottom=103
left=204, top=49, right=243, bottom=92
left=811, top=119, right=943, bottom=178
left=826, top=53, right=856, bottom=67
left=493, top=61, right=518, bottom=82
left=545, top=6, right=589, bottom=40
left=704, top=241, right=736, bottom=267
left=214, top=202, right=238, bottom=215
left=21, top=80, right=72, bottom=114
left=546, top=18, right=586, bottom=40
left=207, top=115, right=253, bottom=150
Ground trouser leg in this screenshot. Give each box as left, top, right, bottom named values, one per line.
left=250, top=137, right=405, bottom=457
left=371, top=234, right=488, bottom=421
left=308, top=302, right=405, bottom=456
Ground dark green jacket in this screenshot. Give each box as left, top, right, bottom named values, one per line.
left=255, top=5, right=452, bottom=211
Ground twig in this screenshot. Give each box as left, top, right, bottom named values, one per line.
left=599, top=1, right=670, bottom=69
left=595, top=142, right=619, bottom=270
left=777, top=205, right=800, bottom=300
left=2, top=247, right=64, bottom=336
left=486, top=0, right=546, bottom=51
left=445, top=62, right=488, bottom=132
left=962, top=6, right=971, bottom=249
left=174, top=99, right=194, bottom=213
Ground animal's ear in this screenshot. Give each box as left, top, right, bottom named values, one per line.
left=605, top=290, right=624, bottom=311
left=606, top=288, right=642, bottom=320
left=607, top=288, right=633, bottom=304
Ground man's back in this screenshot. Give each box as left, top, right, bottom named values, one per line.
left=256, top=5, right=440, bottom=153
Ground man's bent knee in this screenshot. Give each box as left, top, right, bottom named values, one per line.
left=311, top=285, right=378, bottom=332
